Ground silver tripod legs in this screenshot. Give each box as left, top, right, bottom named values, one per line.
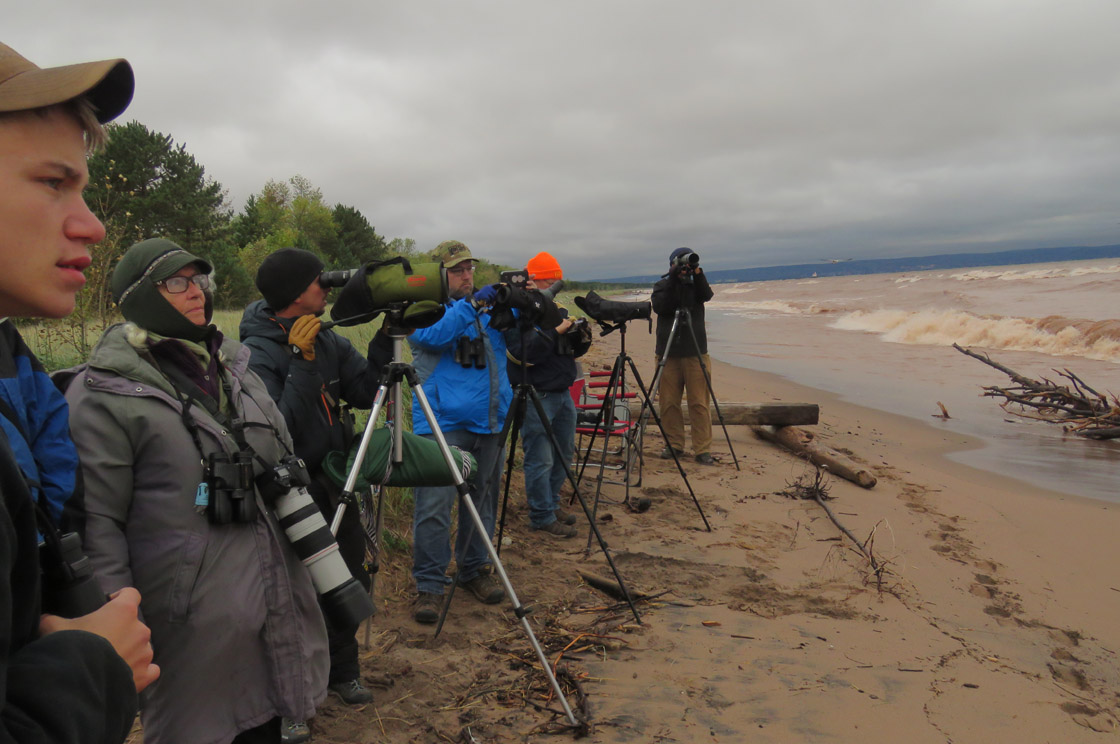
left=411, top=382, right=579, bottom=725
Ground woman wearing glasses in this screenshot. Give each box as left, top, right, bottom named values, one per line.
left=65, top=239, right=328, bottom=744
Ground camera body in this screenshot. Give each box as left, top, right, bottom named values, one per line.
left=498, top=269, right=529, bottom=289
left=556, top=317, right=592, bottom=357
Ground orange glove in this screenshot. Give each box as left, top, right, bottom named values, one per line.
left=288, top=314, right=321, bottom=360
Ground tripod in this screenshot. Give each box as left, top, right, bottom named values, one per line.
left=574, top=317, right=712, bottom=534
left=492, top=320, right=642, bottom=625
left=642, top=306, right=740, bottom=472
left=333, top=308, right=579, bottom=726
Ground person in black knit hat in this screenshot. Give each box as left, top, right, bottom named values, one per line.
left=240, top=247, right=393, bottom=742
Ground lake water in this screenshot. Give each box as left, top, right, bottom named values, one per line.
left=694, top=258, right=1120, bottom=503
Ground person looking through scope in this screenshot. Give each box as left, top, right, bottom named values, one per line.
left=651, top=246, right=717, bottom=465
left=239, top=248, right=390, bottom=740
left=503, top=252, right=591, bottom=538
left=0, top=40, right=158, bottom=744
left=406, top=240, right=510, bottom=624
left=65, top=239, right=331, bottom=744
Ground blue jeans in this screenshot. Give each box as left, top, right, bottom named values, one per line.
left=520, top=390, right=576, bottom=529
left=412, top=430, right=504, bottom=595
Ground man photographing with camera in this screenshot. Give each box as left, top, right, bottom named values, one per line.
left=503, top=252, right=590, bottom=538
left=651, top=246, right=717, bottom=466
left=0, top=41, right=157, bottom=742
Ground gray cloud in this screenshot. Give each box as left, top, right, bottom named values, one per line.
left=9, top=1, right=1120, bottom=278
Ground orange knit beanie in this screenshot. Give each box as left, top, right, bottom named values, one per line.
left=526, top=251, right=562, bottom=281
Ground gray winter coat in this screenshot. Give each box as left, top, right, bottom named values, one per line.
left=64, top=323, right=329, bottom=744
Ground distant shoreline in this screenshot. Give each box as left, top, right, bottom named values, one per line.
left=599, top=242, right=1120, bottom=285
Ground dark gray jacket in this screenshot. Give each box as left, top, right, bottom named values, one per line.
left=65, top=323, right=329, bottom=744
left=238, top=300, right=390, bottom=472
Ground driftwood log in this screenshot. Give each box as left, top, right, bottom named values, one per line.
left=751, top=425, right=877, bottom=488
left=623, top=402, right=819, bottom=426
left=953, top=343, right=1120, bottom=439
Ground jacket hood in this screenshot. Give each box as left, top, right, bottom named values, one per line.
left=239, top=299, right=292, bottom=344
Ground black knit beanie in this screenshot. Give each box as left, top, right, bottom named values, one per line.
left=255, top=248, right=324, bottom=311
left=111, top=238, right=215, bottom=342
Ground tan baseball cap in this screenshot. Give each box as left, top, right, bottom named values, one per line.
left=0, top=42, right=134, bottom=123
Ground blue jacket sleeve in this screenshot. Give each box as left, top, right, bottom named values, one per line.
left=409, top=299, right=482, bottom=351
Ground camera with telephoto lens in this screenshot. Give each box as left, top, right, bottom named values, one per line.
left=40, top=530, right=106, bottom=618
left=256, top=455, right=375, bottom=628
left=206, top=451, right=257, bottom=524
left=672, top=250, right=700, bottom=284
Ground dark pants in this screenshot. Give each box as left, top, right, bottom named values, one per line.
left=308, top=474, right=371, bottom=684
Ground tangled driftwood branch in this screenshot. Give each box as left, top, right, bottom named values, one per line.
left=781, top=468, right=892, bottom=591
left=953, top=344, right=1120, bottom=439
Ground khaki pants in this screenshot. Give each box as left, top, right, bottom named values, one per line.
left=657, top=354, right=712, bottom=455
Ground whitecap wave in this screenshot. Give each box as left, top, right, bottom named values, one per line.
left=712, top=300, right=835, bottom=316
left=950, top=263, right=1120, bottom=283
left=831, top=309, right=1120, bottom=362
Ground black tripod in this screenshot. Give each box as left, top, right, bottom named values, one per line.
left=642, top=306, right=740, bottom=472
left=574, top=317, right=712, bottom=534
left=333, top=309, right=579, bottom=726
left=493, top=320, right=643, bottom=624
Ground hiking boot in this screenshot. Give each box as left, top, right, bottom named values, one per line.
left=460, top=572, right=505, bottom=604
left=695, top=453, right=716, bottom=465
left=554, top=508, right=578, bottom=525
left=281, top=718, right=311, bottom=744
left=413, top=592, right=442, bottom=624
left=659, top=446, right=684, bottom=460
left=329, top=678, right=374, bottom=705
left=533, top=520, right=578, bottom=538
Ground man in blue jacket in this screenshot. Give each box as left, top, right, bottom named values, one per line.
left=0, top=40, right=157, bottom=743
left=407, top=241, right=510, bottom=624
left=239, top=248, right=390, bottom=738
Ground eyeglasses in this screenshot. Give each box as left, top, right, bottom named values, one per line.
left=447, top=264, right=476, bottom=276
left=158, top=274, right=211, bottom=294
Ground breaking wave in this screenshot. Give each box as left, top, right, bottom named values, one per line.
left=831, top=309, right=1120, bottom=362
left=950, top=263, right=1120, bottom=283
left=712, top=300, right=833, bottom=316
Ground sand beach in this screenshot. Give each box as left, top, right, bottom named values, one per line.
left=291, top=320, right=1120, bottom=743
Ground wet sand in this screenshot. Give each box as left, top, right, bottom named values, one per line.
left=291, top=321, right=1120, bottom=743
left=573, top=326, right=1120, bottom=742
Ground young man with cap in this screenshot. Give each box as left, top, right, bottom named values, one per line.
left=651, top=247, right=717, bottom=465
left=0, top=41, right=158, bottom=743
left=503, top=251, right=589, bottom=538
left=406, top=240, right=509, bottom=623
left=239, top=247, right=391, bottom=723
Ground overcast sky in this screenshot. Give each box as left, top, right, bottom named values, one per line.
left=9, top=1, right=1120, bottom=279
